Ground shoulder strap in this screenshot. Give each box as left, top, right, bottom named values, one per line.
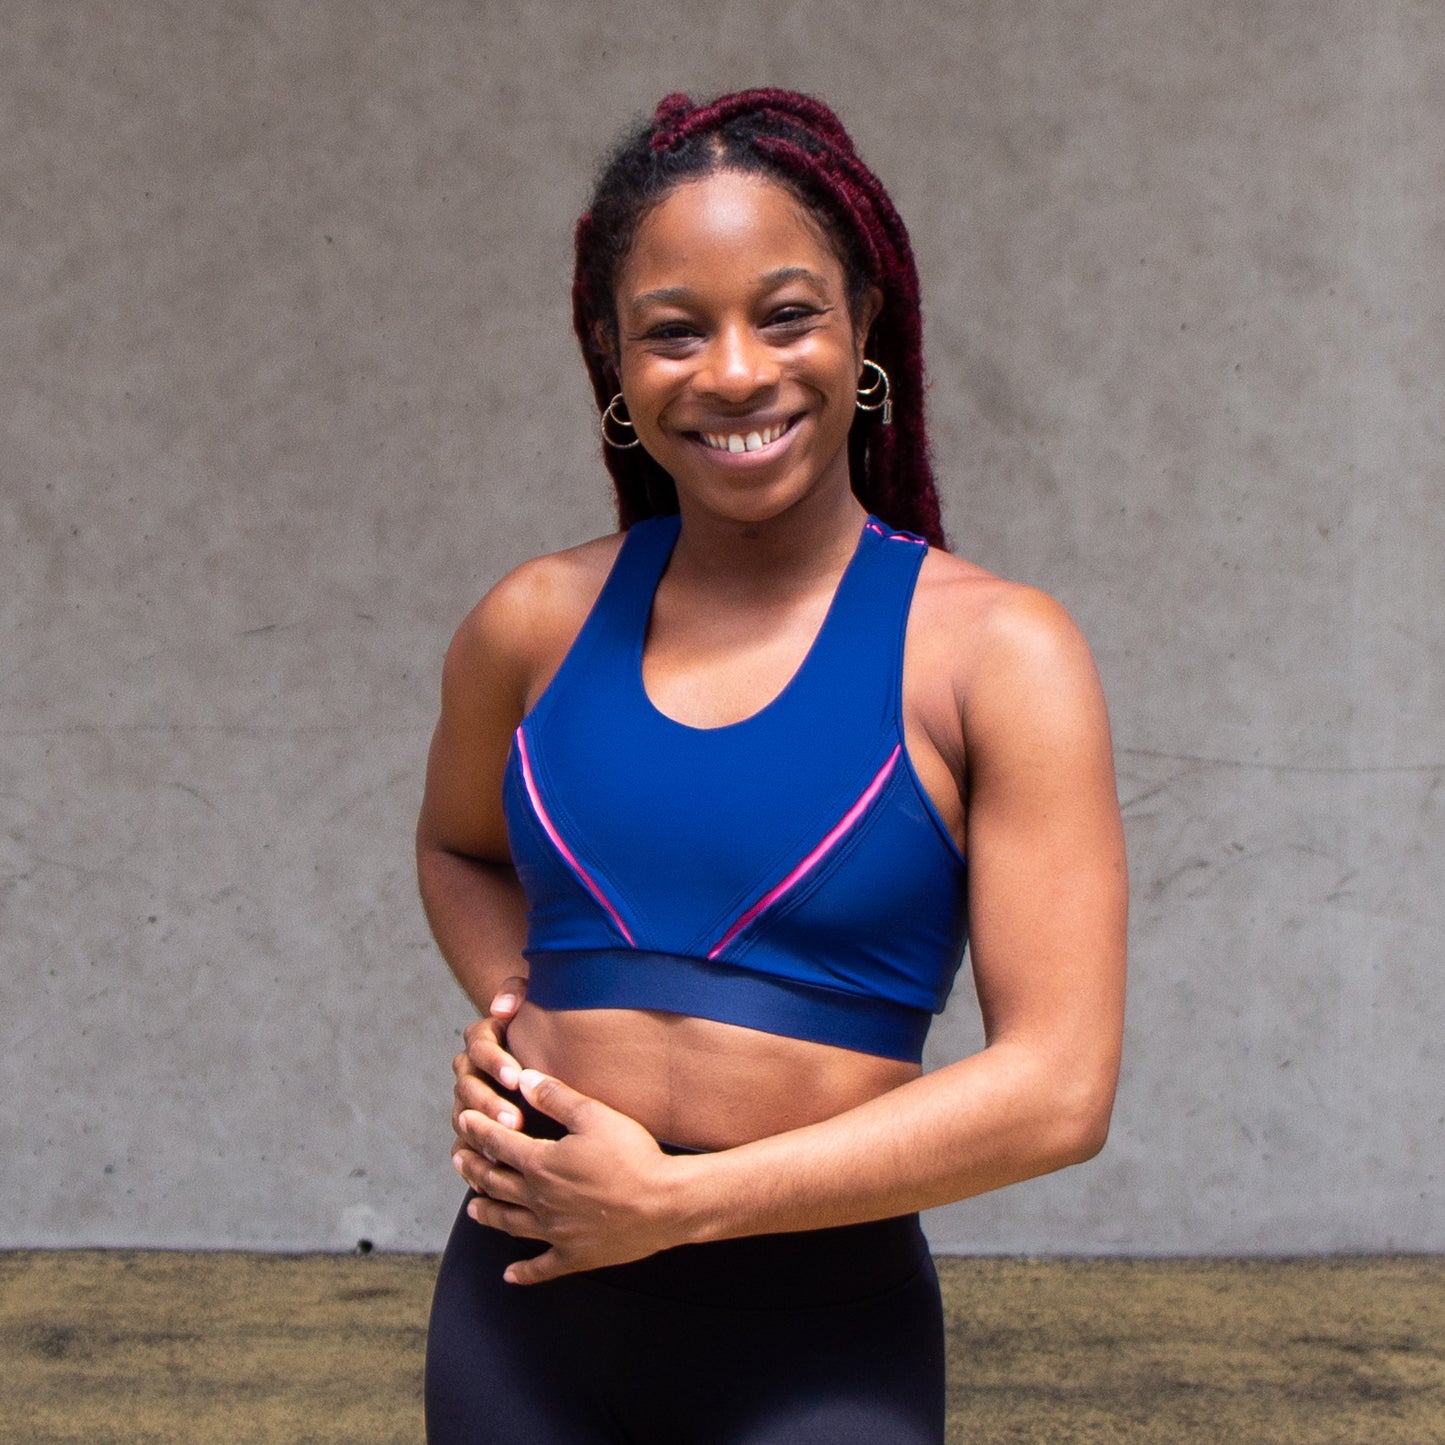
left=799, top=516, right=927, bottom=734
left=526, top=515, right=680, bottom=727
left=580, top=514, right=680, bottom=652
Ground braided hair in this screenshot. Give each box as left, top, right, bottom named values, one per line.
left=572, top=89, right=945, bottom=548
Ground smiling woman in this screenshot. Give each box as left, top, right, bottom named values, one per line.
left=609, top=172, right=874, bottom=526
left=416, top=89, right=1127, bottom=1445
left=571, top=89, right=940, bottom=542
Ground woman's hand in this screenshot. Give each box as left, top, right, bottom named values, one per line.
left=450, top=977, right=528, bottom=1139
left=453, top=1069, right=689, bottom=1286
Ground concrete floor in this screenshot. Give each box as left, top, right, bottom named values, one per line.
left=1, top=1252, right=1441, bottom=1443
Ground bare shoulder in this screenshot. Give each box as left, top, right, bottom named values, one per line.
left=446, top=531, right=626, bottom=703
left=910, top=549, right=1107, bottom=737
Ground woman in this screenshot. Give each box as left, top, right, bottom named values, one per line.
left=418, top=89, right=1126, bottom=1444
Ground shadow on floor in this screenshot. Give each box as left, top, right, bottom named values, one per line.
left=1, top=1252, right=1441, bottom=1443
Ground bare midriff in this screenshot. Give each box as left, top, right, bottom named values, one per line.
left=507, top=1003, right=920, bottom=1151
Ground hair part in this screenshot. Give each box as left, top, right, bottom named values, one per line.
left=572, top=88, right=945, bottom=548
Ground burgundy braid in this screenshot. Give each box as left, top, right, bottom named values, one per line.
left=573, top=89, right=945, bottom=549
left=649, top=92, right=695, bottom=151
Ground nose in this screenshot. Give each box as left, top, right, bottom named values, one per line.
left=695, top=323, right=779, bottom=403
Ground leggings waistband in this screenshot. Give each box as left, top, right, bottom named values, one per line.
left=487, top=1081, right=930, bottom=1309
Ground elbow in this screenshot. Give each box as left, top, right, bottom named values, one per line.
left=1046, top=1074, right=1118, bottom=1169
left=1063, top=1111, right=1111, bottom=1166
left=415, top=825, right=440, bottom=895
left=415, top=804, right=442, bottom=860
left=415, top=812, right=463, bottom=881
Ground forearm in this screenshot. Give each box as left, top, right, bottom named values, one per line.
left=458, top=1027, right=1117, bottom=1285
left=417, top=843, right=529, bottom=1014
left=664, top=1041, right=1114, bottom=1242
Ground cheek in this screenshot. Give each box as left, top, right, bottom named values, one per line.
left=794, top=328, right=853, bottom=377
left=819, top=345, right=865, bottom=410
left=617, top=354, right=674, bottom=404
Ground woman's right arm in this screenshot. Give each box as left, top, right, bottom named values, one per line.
left=416, top=575, right=540, bottom=1117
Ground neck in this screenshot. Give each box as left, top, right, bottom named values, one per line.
left=667, top=484, right=868, bottom=598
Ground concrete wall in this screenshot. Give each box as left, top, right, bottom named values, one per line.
left=3, top=0, right=1440, bottom=1252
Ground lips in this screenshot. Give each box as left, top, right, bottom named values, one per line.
left=695, top=417, right=798, bottom=454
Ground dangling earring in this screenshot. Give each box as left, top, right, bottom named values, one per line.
left=601, top=392, right=642, bottom=449
left=855, top=360, right=892, bottom=425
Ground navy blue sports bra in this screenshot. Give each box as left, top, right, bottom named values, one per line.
left=502, top=513, right=969, bottom=1062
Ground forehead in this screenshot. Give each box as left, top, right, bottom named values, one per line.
left=617, top=170, right=844, bottom=301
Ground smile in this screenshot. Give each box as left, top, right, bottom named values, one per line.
left=697, top=418, right=797, bottom=454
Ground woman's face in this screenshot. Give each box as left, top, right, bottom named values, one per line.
left=610, top=170, right=878, bottom=526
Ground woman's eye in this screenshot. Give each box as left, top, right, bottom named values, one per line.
left=644, top=323, right=698, bottom=343
left=767, top=306, right=820, bottom=330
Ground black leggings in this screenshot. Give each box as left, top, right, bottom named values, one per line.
left=425, top=1092, right=945, bottom=1444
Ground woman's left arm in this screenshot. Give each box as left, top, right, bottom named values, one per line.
left=457, top=587, right=1127, bottom=1285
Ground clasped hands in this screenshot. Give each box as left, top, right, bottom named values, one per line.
left=450, top=980, right=696, bottom=1285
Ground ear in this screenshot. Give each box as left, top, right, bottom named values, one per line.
left=592, top=319, right=619, bottom=378
left=854, top=285, right=883, bottom=355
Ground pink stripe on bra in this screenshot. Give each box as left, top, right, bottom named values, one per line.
left=865, top=521, right=926, bottom=545
left=516, top=728, right=636, bottom=947
left=708, top=744, right=902, bottom=960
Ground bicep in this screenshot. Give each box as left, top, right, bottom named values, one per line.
left=417, top=598, right=528, bottom=864
left=961, top=593, right=1127, bottom=1086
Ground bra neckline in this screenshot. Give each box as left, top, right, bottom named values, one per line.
left=635, top=514, right=873, bottom=735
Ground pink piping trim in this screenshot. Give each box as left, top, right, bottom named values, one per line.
left=865, top=521, right=926, bottom=545
left=516, top=729, right=636, bottom=947
left=707, top=745, right=901, bottom=960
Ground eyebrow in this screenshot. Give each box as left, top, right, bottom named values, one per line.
left=628, top=266, right=833, bottom=313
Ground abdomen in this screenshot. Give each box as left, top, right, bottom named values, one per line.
left=507, top=1003, right=920, bottom=1150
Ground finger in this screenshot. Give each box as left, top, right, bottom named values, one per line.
left=489, top=975, right=528, bottom=1019
left=451, top=1144, right=487, bottom=1193
left=465, top=1027, right=521, bottom=1092
left=459, top=1110, right=539, bottom=1172
left=460, top=1016, right=508, bottom=1056
left=454, top=1149, right=527, bottom=1206
left=466, top=1193, right=545, bottom=1240
left=450, top=1140, right=516, bottom=1188
left=461, top=1016, right=503, bottom=1052
left=457, top=1029, right=503, bottom=1076
left=503, top=1247, right=575, bottom=1287
left=457, top=1043, right=521, bottom=1096
left=454, top=1041, right=496, bottom=1080
left=518, top=1069, right=601, bottom=1132
left=452, top=1076, right=522, bottom=1131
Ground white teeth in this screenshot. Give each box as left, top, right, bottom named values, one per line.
left=701, top=421, right=789, bottom=452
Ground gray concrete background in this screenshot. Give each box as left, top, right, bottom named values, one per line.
left=2, top=1, right=1440, bottom=1252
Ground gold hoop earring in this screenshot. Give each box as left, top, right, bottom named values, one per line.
left=855, top=360, right=892, bottom=425
left=601, top=393, right=642, bottom=449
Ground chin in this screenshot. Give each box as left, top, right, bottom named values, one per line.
left=684, top=479, right=819, bottom=528
left=663, top=454, right=853, bottom=530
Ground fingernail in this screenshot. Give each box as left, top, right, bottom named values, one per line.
left=498, top=1065, right=519, bottom=1090
left=520, top=1068, right=546, bottom=1090
left=467, top=1200, right=481, bottom=1223
left=499, top=1107, right=520, bottom=1128
left=451, top=1153, right=466, bottom=1176
left=502, top=1267, right=518, bottom=1285
left=493, top=993, right=517, bottom=1013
